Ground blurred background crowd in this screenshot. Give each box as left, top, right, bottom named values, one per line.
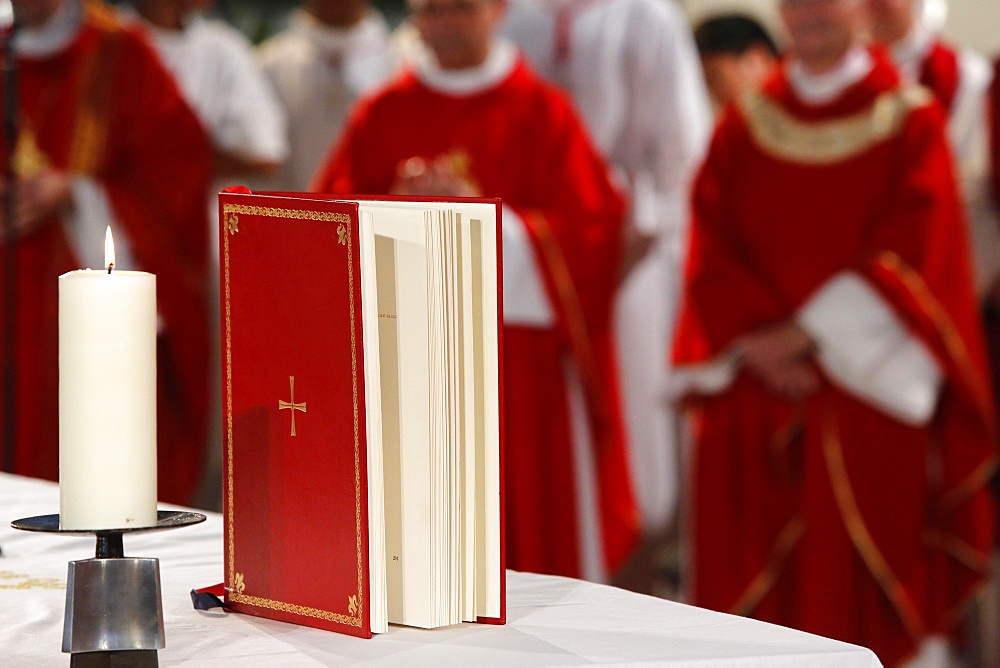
left=2, top=0, right=999, bottom=665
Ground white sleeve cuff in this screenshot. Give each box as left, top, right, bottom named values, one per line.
left=797, top=272, right=942, bottom=426
left=501, top=205, right=554, bottom=327
left=67, top=177, right=138, bottom=272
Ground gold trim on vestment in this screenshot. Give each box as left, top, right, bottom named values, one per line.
left=12, top=129, right=49, bottom=178
left=70, top=2, right=124, bottom=174
left=730, top=516, right=805, bottom=617
left=872, top=251, right=998, bottom=511
left=821, top=399, right=925, bottom=641
left=738, top=85, right=933, bottom=165
left=924, top=529, right=992, bottom=575
left=84, top=0, right=122, bottom=31
left=870, top=249, right=999, bottom=633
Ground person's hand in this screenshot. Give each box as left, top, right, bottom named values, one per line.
left=391, top=155, right=481, bottom=197
left=755, top=360, right=820, bottom=401
left=0, top=168, right=73, bottom=237
left=735, top=321, right=819, bottom=400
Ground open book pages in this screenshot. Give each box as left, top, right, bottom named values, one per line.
left=357, top=200, right=501, bottom=632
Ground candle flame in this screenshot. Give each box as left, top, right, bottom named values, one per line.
left=105, top=226, right=115, bottom=273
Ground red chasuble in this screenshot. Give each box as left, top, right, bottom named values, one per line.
left=673, top=53, right=997, bottom=665
left=0, top=1, right=211, bottom=504
left=313, top=56, right=639, bottom=577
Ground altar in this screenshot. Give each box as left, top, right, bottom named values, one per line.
left=1, top=473, right=882, bottom=666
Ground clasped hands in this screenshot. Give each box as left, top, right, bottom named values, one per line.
left=391, top=155, right=481, bottom=198
left=0, top=168, right=72, bottom=237
left=732, top=321, right=819, bottom=401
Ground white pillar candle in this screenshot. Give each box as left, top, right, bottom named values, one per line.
left=58, top=228, right=158, bottom=530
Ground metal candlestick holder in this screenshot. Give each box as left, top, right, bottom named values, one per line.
left=11, top=510, right=206, bottom=667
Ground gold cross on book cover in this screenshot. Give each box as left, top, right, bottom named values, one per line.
left=278, top=376, right=307, bottom=437
left=220, top=189, right=506, bottom=639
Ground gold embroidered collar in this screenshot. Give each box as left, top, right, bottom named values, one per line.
left=737, top=84, right=933, bottom=165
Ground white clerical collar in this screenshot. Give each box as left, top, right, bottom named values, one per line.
left=414, top=38, right=517, bottom=96
left=890, top=21, right=935, bottom=82
left=16, top=0, right=82, bottom=58
left=292, top=9, right=387, bottom=56
left=786, top=46, right=874, bottom=106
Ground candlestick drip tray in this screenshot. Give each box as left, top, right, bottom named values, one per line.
left=12, top=510, right=206, bottom=536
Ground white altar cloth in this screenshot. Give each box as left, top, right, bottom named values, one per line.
left=0, top=473, right=883, bottom=666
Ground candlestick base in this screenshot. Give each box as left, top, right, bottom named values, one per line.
left=65, top=557, right=163, bottom=665
left=11, top=511, right=206, bottom=666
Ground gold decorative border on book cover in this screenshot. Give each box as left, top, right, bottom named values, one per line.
left=222, top=200, right=365, bottom=628
left=223, top=202, right=351, bottom=224
left=228, top=593, right=362, bottom=626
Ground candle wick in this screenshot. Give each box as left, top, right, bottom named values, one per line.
left=107, top=263, right=114, bottom=275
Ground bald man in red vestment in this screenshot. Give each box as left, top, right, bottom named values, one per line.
left=0, top=0, right=211, bottom=504
left=673, top=0, right=997, bottom=664
left=313, top=0, right=638, bottom=581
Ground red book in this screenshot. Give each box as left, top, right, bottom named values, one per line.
left=219, top=189, right=505, bottom=638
